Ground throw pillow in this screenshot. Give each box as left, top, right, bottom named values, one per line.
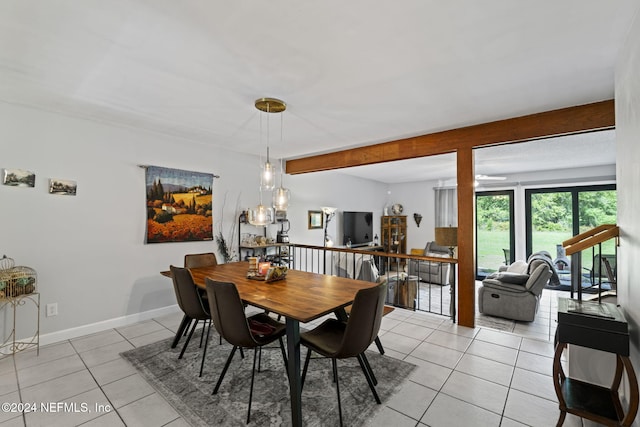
left=506, top=260, right=528, bottom=274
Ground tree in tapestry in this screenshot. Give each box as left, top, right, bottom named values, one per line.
left=145, top=166, right=214, bottom=243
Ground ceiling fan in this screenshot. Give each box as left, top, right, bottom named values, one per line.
left=475, top=174, right=506, bottom=181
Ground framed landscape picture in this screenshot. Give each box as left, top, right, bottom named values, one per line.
left=145, top=166, right=214, bottom=243
left=3, top=169, right=35, bottom=187
left=308, top=210, right=323, bottom=229
left=49, top=179, right=77, bottom=195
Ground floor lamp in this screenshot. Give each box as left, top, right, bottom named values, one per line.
left=435, top=227, right=458, bottom=258
left=321, top=207, right=337, bottom=247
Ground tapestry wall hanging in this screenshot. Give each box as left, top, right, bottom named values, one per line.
left=145, top=166, right=215, bottom=243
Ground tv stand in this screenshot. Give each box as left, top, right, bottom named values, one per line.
left=349, top=242, right=371, bottom=248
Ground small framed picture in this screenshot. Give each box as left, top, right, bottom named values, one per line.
left=3, top=168, right=35, bottom=187
left=308, top=210, right=323, bottom=229
left=49, top=179, right=77, bottom=195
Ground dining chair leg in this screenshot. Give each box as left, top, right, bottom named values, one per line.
left=171, top=315, right=191, bottom=348
left=360, top=352, right=377, bottom=385
left=301, top=348, right=312, bottom=389
left=374, top=336, right=385, bottom=355
left=179, top=319, right=198, bottom=359
left=213, top=345, right=238, bottom=395
left=247, top=347, right=259, bottom=424
left=240, top=347, right=245, bottom=359
left=199, top=320, right=206, bottom=348
left=199, top=319, right=212, bottom=377
left=332, top=358, right=343, bottom=427
left=356, top=354, right=381, bottom=404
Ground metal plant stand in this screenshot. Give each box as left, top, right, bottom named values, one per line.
left=1, top=292, right=40, bottom=356
left=0, top=257, right=39, bottom=357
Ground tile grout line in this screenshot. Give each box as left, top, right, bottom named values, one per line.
left=109, top=319, right=184, bottom=427
left=70, top=331, right=128, bottom=427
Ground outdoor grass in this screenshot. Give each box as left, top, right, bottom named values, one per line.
left=477, top=229, right=570, bottom=272
left=477, top=229, right=617, bottom=272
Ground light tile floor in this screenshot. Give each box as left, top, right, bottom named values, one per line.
left=0, top=288, right=587, bottom=426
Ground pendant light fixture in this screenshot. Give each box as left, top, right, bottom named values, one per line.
left=249, top=98, right=286, bottom=226
left=256, top=98, right=284, bottom=191
left=248, top=190, right=273, bottom=226
left=273, top=160, right=290, bottom=211
left=273, top=109, right=290, bottom=211
left=248, top=159, right=273, bottom=226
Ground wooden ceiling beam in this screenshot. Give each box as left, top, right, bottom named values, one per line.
left=286, top=99, right=614, bottom=174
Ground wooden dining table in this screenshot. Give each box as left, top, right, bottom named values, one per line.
left=164, top=261, right=378, bottom=427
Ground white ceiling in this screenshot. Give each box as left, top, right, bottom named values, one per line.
left=1, top=1, right=636, bottom=182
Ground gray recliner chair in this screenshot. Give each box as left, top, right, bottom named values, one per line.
left=478, top=257, right=552, bottom=322
left=407, top=241, right=454, bottom=285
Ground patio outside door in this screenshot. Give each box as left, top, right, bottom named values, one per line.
left=475, top=190, right=515, bottom=279
left=525, top=184, right=617, bottom=291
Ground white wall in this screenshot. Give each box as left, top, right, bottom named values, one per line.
left=281, top=170, right=386, bottom=247
left=566, top=8, right=640, bottom=423
left=616, top=4, right=640, bottom=372
left=387, top=180, right=438, bottom=251
left=0, top=102, right=386, bottom=341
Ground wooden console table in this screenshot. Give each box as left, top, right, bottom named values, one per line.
left=553, top=297, right=638, bottom=426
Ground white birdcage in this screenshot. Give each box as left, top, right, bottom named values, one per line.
left=0, top=255, right=37, bottom=299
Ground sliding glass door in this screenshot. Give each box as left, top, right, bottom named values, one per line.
left=525, top=184, right=616, bottom=288
left=527, top=189, right=574, bottom=261
left=476, top=190, right=514, bottom=279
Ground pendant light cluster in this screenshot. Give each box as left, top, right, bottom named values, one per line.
left=248, top=98, right=290, bottom=226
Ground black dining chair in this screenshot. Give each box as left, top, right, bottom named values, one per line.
left=169, top=265, right=212, bottom=377
left=174, top=253, right=219, bottom=346
left=300, top=282, right=387, bottom=427
left=184, top=252, right=218, bottom=268
left=205, top=279, right=288, bottom=424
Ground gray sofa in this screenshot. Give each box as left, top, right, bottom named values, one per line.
left=407, top=241, right=454, bottom=285
left=478, top=256, right=552, bottom=322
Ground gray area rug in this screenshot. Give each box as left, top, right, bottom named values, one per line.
left=475, top=314, right=516, bottom=332
left=121, top=333, right=415, bottom=426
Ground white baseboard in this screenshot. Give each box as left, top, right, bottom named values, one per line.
left=39, top=305, right=182, bottom=347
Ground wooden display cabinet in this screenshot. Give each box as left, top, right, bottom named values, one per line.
left=381, top=215, right=407, bottom=255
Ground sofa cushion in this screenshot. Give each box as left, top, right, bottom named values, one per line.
left=525, top=263, right=551, bottom=293
left=424, top=241, right=450, bottom=256
left=481, top=278, right=528, bottom=293
left=489, top=272, right=529, bottom=285
left=410, top=259, right=441, bottom=275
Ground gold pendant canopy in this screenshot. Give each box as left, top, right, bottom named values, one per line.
left=255, top=98, right=286, bottom=113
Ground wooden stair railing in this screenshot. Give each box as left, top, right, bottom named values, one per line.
left=562, top=224, right=619, bottom=256
left=562, top=224, right=619, bottom=302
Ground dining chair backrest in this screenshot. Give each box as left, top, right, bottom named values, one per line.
left=205, top=279, right=256, bottom=348
left=170, top=265, right=209, bottom=320
left=184, top=252, right=218, bottom=269
left=336, top=282, right=386, bottom=359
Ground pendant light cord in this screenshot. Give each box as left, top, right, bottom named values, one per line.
left=266, top=102, right=270, bottom=163
left=280, top=112, right=284, bottom=184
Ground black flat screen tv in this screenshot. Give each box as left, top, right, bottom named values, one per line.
left=343, top=211, right=373, bottom=247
